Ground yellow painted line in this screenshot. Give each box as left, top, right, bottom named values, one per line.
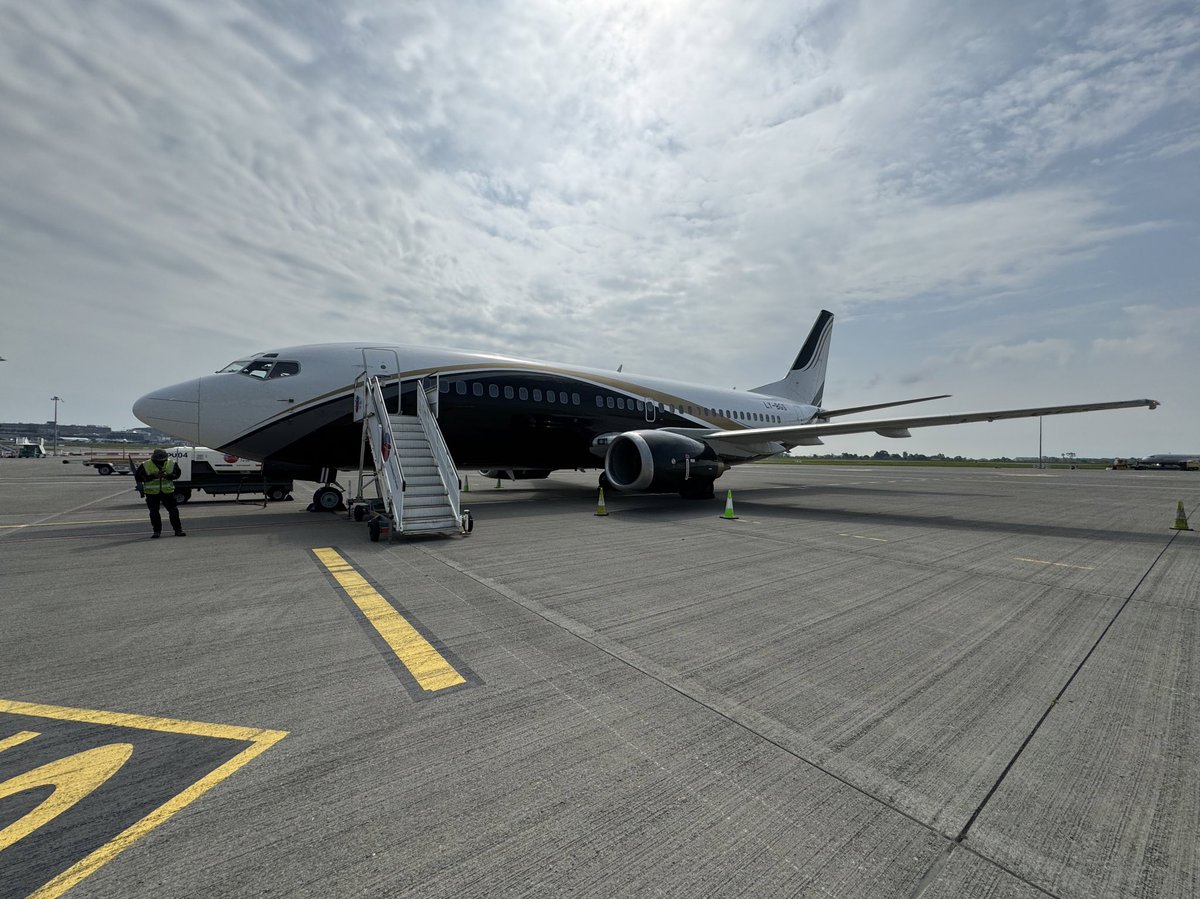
left=0, top=699, right=286, bottom=899
left=1015, top=557, right=1095, bottom=571
left=0, top=730, right=40, bottom=753
left=313, top=547, right=466, bottom=692
left=839, top=533, right=888, bottom=542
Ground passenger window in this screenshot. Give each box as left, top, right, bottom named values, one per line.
left=472, top=383, right=483, bottom=397
left=595, top=396, right=604, bottom=407
left=606, top=397, right=615, bottom=409
left=439, top=380, right=449, bottom=393
left=533, top=389, right=543, bottom=402
left=455, top=381, right=467, bottom=395
left=267, top=361, right=300, bottom=379
left=636, top=400, right=644, bottom=412
left=572, top=392, right=580, bottom=405
left=488, top=384, right=499, bottom=398
left=547, top=390, right=556, bottom=403
left=519, top=387, right=528, bottom=400
left=616, top=398, right=625, bottom=410
left=504, top=386, right=514, bottom=399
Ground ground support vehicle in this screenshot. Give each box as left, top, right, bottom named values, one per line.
left=131, top=447, right=294, bottom=503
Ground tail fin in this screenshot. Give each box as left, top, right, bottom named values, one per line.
left=751, top=309, right=834, bottom=404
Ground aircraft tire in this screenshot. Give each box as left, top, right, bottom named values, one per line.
left=313, top=486, right=342, bottom=511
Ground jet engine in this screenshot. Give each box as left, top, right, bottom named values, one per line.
left=603, top=430, right=724, bottom=494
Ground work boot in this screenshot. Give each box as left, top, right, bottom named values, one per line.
left=174, top=531, right=187, bottom=537
left=151, top=532, right=161, bottom=539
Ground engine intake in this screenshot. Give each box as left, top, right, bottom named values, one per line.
left=604, top=431, right=723, bottom=493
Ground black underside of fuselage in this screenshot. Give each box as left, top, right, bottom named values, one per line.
left=225, top=371, right=697, bottom=478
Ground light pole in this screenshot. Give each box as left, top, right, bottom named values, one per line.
left=1038, top=416, right=1043, bottom=470
left=51, top=395, right=63, bottom=457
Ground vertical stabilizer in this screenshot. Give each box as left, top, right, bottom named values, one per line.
left=750, top=309, right=834, bottom=404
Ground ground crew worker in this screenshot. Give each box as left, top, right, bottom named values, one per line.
left=136, top=449, right=186, bottom=538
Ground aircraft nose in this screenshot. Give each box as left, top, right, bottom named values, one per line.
left=133, top=378, right=201, bottom=444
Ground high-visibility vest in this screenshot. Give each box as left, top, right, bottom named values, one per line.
left=142, top=459, right=176, bottom=494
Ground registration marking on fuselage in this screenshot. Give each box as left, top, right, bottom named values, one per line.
left=311, top=547, right=475, bottom=698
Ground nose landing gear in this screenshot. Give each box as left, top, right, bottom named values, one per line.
left=308, top=484, right=346, bottom=512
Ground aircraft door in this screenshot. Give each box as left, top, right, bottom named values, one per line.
left=360, top=348, right=401, bottom=414
left=644, top=399, right=657, bottom=423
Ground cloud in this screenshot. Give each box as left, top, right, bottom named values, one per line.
left=0, top=0, right=1196, bottom=457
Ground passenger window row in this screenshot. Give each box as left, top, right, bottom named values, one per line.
left=436, top=378, right=784, bottom=423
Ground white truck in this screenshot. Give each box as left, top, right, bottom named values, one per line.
left=134, top=447, right=294, bottom=503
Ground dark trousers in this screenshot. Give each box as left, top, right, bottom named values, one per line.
left=145, top=492, right=183, bottom=534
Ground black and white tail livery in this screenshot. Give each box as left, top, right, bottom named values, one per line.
left=750, top=309, right=834, bottom=406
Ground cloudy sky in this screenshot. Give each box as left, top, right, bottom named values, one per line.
left=2, top=0, right=1197, bottom=458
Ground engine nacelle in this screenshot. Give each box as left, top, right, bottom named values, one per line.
left=604, top=431, right=723, bottom=493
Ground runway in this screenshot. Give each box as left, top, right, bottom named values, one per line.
left=2, top=459, right=1197, bottom=898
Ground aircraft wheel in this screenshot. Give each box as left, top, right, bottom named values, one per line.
left=313, top=486, right=342, bottom=511
left=266, top=486, right=288, bottom=502
left=598, top=471, right=612, bottom=491
left=679, top=479, right=715, bottom=500
left=352, top=504, right=367, bottom=522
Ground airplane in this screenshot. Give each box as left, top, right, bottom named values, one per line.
left=1134, top=454, right=1199, bottom=470
left=133, top=310, right=1159, bottom=510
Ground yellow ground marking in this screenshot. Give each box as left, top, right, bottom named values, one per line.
left=0, top=730, right=40, bottom=753
left=839, top=533, right=889, bottom=542
left=0, top=744, right=134, bottom=853
left=1015, top=557, right=1095, bottom=571
left=0, top=698, right=286, bottom=899
left=313, top=547, right=467, bottom=692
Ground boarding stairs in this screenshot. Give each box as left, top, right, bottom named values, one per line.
left=354, top=371, right=466, bottom=540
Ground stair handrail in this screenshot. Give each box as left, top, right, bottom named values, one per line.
left=365, top=375, right=406, bottom=531
left=415, top=379, right=461, bottom=523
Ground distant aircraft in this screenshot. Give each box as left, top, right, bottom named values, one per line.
left=133, top=310, right=1159, bottom=509
left=1135, top=454, right=1199, bottom=470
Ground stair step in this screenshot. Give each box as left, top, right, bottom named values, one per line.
left=406, top=485, right=448, bottom=496
left=404, top=494, right=451, bottom=508
left=401, top=518, right=460, bottom=533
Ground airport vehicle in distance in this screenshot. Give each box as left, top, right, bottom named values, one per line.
left=84, top=452, right=145, bottom=475
left=130, top=446, right=294, bottom=503
left=132, top=310, right=1159, bottom=509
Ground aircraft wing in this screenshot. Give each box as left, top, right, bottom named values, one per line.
left=703, top=398, right=1159, bottom=450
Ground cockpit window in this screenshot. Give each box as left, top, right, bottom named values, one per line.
left=241, top=360, right=274, bottom=380
left=268, top=361, right=300, bottom=379
left=218, top=358, right=301, bottom=379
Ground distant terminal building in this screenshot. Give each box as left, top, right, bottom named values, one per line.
left=0, top=422, right=178, bottom=447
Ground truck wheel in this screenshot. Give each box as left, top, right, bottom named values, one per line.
left=97, top=464, right=113, bottom=475
left=266, top=486, right=287, bottom=502
left=174, top=490, right=191, bottom=504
